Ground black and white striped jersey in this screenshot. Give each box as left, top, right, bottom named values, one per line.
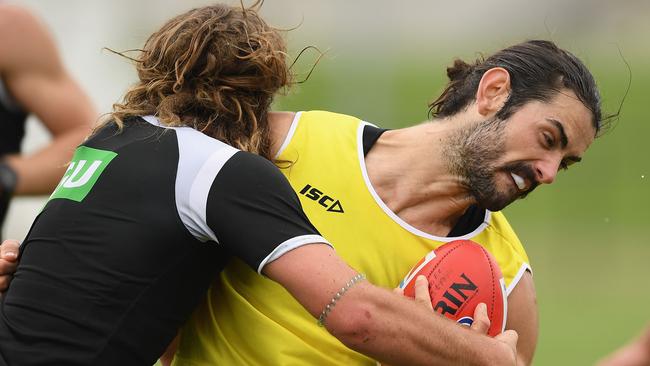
left=0, top=116, right=329, bottom=366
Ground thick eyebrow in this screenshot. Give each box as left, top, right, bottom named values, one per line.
left=546, top=118, right=568, bottom=148
left=546, top=118, right=583, bottom=164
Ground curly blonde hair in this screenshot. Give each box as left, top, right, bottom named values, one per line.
left=105, top=2, right=290, bottom=160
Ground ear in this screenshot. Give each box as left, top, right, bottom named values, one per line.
left=475, top=67, right=511, bottom=116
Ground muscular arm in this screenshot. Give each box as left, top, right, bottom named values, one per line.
left=506, top=271, right=538, bottom=366
left=0, top=5, right=95, bottom=195
left=264, top=243, right=518, bottom=366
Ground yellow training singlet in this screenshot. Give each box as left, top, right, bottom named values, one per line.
left=173, top=111, right=531, bottom=366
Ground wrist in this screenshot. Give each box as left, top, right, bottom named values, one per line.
left=0, top=162, right=18, bottom=198
left=478, top=336, right=517, bottom=366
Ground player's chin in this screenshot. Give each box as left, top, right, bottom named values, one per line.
left=477, top=190, right=518, bottom=212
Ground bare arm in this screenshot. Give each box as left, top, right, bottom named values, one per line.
left=506, top=271, right=538, bottom=366
left=1, top=236, right=516, bottom=365
left=597, top=325, right=650, bottom=366
left=0, top=5, right=95, bottom=195
left=264, top=243, right=518, bottom=366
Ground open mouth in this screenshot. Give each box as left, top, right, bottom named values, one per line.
left=510, top=172, right=527, bottom=191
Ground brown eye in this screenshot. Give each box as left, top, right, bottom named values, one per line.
left=543, top=133, right=554, bottom=148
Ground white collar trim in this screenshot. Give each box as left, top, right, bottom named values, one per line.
left=356, top=121, right=491, bottom=241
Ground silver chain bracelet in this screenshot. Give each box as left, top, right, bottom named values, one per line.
left=317, top=273, right=366, bottom=327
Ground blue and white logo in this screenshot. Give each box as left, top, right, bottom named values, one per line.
left=457, top=316, right=474, bottom=327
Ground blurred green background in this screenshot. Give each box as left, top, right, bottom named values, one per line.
left=10, top=0, right=650, bottom=365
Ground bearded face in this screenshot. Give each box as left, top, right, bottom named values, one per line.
left=444, top=117, right=539, bottom=211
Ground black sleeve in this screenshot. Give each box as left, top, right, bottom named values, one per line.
left=206, top=151, right=327, bottom=272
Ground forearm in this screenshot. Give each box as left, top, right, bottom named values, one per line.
left=327, top=282, right=515, bottom=366
left=265, top=244, right=516, bottom=366
left=597, top=324, right=650, bottom=366
left=0, top=8, right=95, bottom=196
left=4, top=122, right=91, bottom=195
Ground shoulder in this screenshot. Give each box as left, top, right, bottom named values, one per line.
left=485, top=211, right=532, bottom=293
left=218, top=151, right=287, bottom=187
left=0, top=4, right=39, bottom=30
left=155, top=121, right=289, bottom=194
left=487, top=211, right=529, bottom=260
left=170, top=125, right=240, bottom=170
left=488, top=211, right=523, bottom=247
left=302, top=110, right=362, bottom=124
left=279, top=110, right=363, bottom=149
left=0, top=5, right=60, bottom=73
left=206, top=151, right=297, bottom=212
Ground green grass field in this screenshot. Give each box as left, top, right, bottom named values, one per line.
left=274, top=52, right=650, bottom=365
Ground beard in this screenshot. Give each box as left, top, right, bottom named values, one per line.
left=443, top=117, right=539, bottom=211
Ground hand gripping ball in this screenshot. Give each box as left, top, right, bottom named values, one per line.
left=399, top=240, right=507, bottom=336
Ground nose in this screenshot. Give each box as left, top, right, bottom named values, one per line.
left=534, top=158, right=560, bottom=184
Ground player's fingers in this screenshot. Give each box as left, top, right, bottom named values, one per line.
left=495, top=329, right=519, bottom=353
left=470, top=303, right=490, bottom=334
left=0, top=260, right=17, bottom=292
left=0, top=274, right=11, bottom=292
left=413, top=275, right=432, bottom=311
left=0, top=240, right=19, bottom=292
left=0, top=239, right=20, bottom=262
left=0, top=259, right=17, bottom=275
left=393, top=287, right=404, bottom=296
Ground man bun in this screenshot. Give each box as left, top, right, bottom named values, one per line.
left=446, top=59, right=473, bottom=82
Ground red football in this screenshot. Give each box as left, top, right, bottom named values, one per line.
left=399, top=240, right=507, bottom=337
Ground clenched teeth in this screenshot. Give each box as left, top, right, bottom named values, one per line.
left=511, top=173, right=526, bottom=191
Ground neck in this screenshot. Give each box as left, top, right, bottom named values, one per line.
left=365, top=120, right=477, bottom=236
left=267, top=111, right=297, bottom=157
left=268, top=110, right=481, bottom=236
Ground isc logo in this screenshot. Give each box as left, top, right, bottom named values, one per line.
left=434, top=273, right=478, bottom=316
left=299, top=184, right=344, bottom=213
